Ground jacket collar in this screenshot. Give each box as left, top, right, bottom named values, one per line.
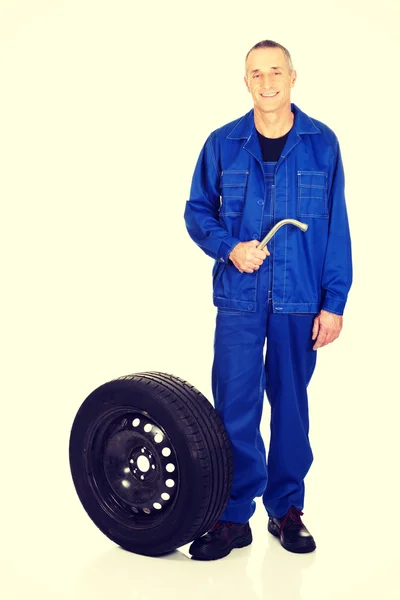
left=226, top=102, right=321, bottom=140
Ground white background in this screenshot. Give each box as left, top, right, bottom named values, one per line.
left=1, top=1, right=399, bottom=598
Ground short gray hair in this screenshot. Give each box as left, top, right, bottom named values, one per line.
left=245, top=40, right=293, bottom=74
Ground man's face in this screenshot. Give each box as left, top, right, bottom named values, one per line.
left=244, top=47, right=296, bottom=113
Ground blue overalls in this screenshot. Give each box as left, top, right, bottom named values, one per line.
left=212, top=161, right=318, bottom=522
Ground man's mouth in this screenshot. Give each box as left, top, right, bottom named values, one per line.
left=260, top=92, right=279, bottom=98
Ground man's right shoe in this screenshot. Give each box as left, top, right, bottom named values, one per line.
left=188, top=520, right=253, bottom=561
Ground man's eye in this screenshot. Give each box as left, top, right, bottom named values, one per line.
left=275, top=72, right=282, bottom=75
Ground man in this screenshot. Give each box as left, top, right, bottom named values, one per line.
left=183, top=40, right=352, bottom=561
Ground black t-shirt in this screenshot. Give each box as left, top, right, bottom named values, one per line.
left=256, top=126, right=292, bottom=162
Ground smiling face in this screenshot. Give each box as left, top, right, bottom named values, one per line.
left=244, top=47, right=296, bottom=114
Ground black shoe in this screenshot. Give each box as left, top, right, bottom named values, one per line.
left=189, top=520, right=253, bottom=561
left=268, top=506, right=316, bottom=553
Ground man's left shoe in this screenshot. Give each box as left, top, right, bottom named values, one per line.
left=268, top=506, right=316, bottom=553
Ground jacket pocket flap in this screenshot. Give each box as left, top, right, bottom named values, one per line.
left=221, top=170, right=249, bottom=187
left=298, top=171, right=327, bottom=194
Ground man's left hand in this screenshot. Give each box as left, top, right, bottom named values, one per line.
left=312, top=309, right=343, bottom=350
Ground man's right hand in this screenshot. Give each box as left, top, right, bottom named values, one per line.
left=228, top=240, right=270, bottom=273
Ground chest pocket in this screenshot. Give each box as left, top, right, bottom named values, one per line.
left=297, top=171, right=328, bottom=218
left=220, top=170, right=248, bottom=215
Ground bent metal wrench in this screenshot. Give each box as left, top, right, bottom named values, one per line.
left=256, top=218, right=308, bottom=250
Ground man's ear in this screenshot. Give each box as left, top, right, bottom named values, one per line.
left=244, top=76, right=250, bottom=92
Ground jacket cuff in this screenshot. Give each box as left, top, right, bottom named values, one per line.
left=320, top=294, right=346, bottom=316
left=216, top=238, right=242, bottom=265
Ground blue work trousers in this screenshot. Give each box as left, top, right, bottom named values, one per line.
left=212, top=162, right=318, bottom=522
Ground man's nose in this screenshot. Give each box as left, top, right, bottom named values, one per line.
left=261, top=76, right=275, bottom=90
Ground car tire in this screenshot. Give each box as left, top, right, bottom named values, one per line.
left=69, top=371, right=233, bottom=556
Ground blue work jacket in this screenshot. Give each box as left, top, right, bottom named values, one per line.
left=184, top=102, right=353, bottom=315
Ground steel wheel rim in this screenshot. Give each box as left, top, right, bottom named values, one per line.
left=85, top=407, right=180, bottom=529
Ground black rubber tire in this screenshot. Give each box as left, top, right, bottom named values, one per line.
left=69, top=371, right=233, bottom=556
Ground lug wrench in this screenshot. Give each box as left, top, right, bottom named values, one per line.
left=257, top=218, right=308, bottom=250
